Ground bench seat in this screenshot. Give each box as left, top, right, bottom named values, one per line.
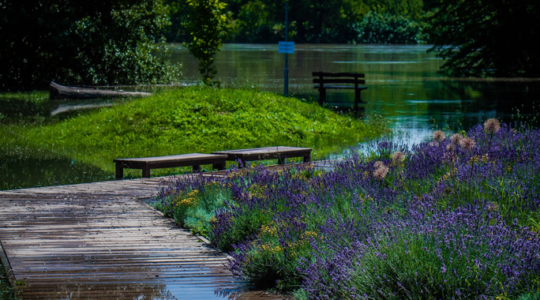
left=212, top=146, right=312, bottom=168
left=114, top=153, right=228, bottom=179
left=314, top=85, right=368, bottom=90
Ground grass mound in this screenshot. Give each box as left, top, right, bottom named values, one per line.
left=6, top=87, right=387, bottom=175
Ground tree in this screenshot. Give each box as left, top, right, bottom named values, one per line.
left=0, top=0, right=180, bottom=90
left=425, top=0, right=540, bottom=77
left=184, top=0, right=230, bottom=86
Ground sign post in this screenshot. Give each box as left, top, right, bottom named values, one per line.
left=277, top=2, right=294, bottom=97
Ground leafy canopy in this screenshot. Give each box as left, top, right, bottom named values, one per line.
left=0, top=0, right=180, bottom=90
left=184, top=0, right=231, bottom=86
left=425, top=0, right=540, bottom=77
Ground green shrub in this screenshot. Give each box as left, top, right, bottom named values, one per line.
left=0, top=0, right=180, bottom=90
left=352, top=12, right=426, bottom=44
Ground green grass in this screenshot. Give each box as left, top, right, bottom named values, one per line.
left=0, top=262, right=16, bottom=300
left=1, top=87, right=389, bottom=178
left=0, top=91, right=49, bottom=124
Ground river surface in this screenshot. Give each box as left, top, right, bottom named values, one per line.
left=172, top=44, right=540, bottom=145
left=1, top=44, right=540, bottom=190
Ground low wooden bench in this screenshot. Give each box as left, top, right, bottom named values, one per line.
left=212, top=146, right=312, bottom=168
left=114, top=153, right=227, bottom=179
left=313, top=72, right=368, bottom=109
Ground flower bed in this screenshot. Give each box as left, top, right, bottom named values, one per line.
left=155, top=119, right=540, bottom=299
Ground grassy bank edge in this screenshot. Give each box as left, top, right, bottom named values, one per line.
left=1, top=87, right=390, bottom=181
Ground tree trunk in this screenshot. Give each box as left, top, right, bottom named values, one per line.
left=49, top=82, right=152, bottom=99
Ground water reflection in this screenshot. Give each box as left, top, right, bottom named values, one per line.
left=171, top=43, right=540, bottom=143
left=0, top=155, right=112, bottom=190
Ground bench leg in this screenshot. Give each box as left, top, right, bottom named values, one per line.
left=142, top=167, right=151, bottom=178
left=318, top=88, right=326, bottom=106
left=212, top=163, right=225, bottom=170
left=277, top=156, right=286, bottom=165
left=115, top=163, right=124, bottom=180
left=193, top=165, right=200, bottom=172
left=303, top=154, right=311, bottom=163
left=354, top=89, right=359, bottom=111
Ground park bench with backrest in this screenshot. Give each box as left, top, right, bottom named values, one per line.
left=312, top=72, right=368, bottom=109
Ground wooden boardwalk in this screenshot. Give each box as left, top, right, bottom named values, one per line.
left=0, top=177, right=254, bottom=299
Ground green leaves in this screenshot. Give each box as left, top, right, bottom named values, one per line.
left=425, top=0, right=540, bottom=77
left=184, top=0, right=231, bottom=86
left=0, top=0, right=180, bottom=90
left=352, top=11, right=426, bottom=44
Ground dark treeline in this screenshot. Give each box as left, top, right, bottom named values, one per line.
left=166, top=0, right=438, bottom=44
left=1, top=0, right=538, bottom=90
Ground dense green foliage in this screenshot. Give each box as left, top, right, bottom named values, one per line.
left=184, top=0, right=231, bottom=85
left=425, top=0, right=540, bottom=77
left=0, top=0, right=180, bottom=90
left=166, top=0, right=427, bottom=43
left=0, top=87, right=388, bottom=176
left=351, top=12, right=426, bottom=44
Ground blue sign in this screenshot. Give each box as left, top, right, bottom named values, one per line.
left=278, top=41, right=295, bottom=54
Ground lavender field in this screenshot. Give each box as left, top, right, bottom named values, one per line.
left=154, top=119, right=540, bottom=300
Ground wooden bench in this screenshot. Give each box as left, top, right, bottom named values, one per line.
left=313, top=72, right=368, bottom=109
left=212, top=146, right=312, bottom=168
left=113, top=153, right=227, bottom=179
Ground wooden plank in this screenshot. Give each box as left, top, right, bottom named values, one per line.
left=114, top=153, right=227, bottom=163
left=313, top=78, right=366, bottom=84
left=312, top=71, right=365, bottom=77
left=314, top=85, right=368, bottom=90
left=213, top=146, right=311, bottom=162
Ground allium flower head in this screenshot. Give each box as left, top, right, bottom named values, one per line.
left=459, top=137, right=476, bottom=151
left=373, top=165, right=389, bottom=181
left=433, top=130, right=445, bottom=142
left=484, top=118, right=501, bottom=134
left=446, top=143, right=456, bottom=152
left=429, top=141, right=439, bottom=147
left=486, top=202, right=499, bottom=212
left=373, top=161, right=385, bottom=169
left=451, top=133, right=463, bottom=145
left=391, top=151, right=405, bottom=164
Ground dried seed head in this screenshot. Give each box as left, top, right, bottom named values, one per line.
left=430, top=141, right=439, bottom=147
left=373, top=165, right=389, bottom=181
left=484, top=118, right=501, bottom=134
left=433, top=130, right=446, bottom=142
left=373, top=161, right=385, bottom=169
left=446, top=143, right=456, bottom=152
left=486, top=201, right=499, bottom=212
left=392, top=151, right=405, bottom=164
left=451, top=133, right=463, bottom=145
left=459, top=137, right=476, bottom=151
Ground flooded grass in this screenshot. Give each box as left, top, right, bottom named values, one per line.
left=0, top=87, right=388, bottom=190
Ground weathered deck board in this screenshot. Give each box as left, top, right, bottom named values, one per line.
left=0, top=177, right=254, bottom=299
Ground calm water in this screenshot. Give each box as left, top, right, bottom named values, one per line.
left=1, top=44, right=540, bottom=190
left=172, top=44, right=540, bottom=144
